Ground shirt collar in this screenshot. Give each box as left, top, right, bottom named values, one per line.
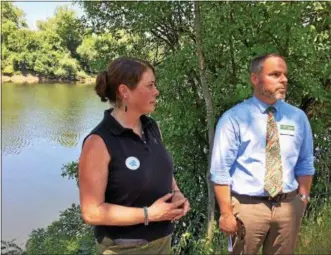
left=104, top=108, right=153, bottom=136
left=252, top=96, right=283, bottom=114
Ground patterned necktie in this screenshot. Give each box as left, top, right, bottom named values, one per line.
left=264, top=107, right=283, bottom=197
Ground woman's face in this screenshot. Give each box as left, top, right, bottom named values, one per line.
left=126, top=68, right=159, bottom=114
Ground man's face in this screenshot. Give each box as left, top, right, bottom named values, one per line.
left=251, top=56, right=288, bottom=104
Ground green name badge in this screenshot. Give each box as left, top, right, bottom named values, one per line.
left=280, top=124, right=295, bottom=131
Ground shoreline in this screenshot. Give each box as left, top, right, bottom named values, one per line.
left=1, top=75, right=96, bottom=84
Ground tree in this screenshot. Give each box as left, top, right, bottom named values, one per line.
left=77, top=31, right=141, bottom=74
left=1, top=2, right=27, bottom=42
left=37, top=5, right=84, bottom=59
left=1, top=3, right=87, bottom=80
left=194, top=1, right=216, bottom=242
left=1, top=2, right=27, bottom=75
left=25, top=204, right=95, bottom=255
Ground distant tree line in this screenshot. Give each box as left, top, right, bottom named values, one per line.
left=1, top=3, right=137, bottom=81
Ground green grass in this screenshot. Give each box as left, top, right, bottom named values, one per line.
left=296, top=198, right=331, bottom=254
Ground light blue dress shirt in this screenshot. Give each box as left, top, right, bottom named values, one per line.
left=210, top=96, right=315, bottom=196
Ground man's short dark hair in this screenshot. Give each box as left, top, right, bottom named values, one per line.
left=250, top=54, right=284, bottom=74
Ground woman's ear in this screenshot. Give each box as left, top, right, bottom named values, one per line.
left=118, top=84, right=129, bottom=99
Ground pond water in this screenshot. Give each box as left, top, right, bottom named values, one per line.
left=2, top=83, right=108, bottom=246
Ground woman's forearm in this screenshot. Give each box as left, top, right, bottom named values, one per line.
left=82, top=203, right=145, bottom=226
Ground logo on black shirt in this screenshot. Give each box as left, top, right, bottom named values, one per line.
left=125, top=156, right=140, bottom=170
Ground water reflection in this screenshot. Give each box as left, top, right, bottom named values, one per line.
left=2, top=83, right=107, bottom=154
left=2, top=83, right=107, bottom=246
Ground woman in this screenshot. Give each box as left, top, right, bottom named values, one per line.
left=79, top=57, right=190, bottom=254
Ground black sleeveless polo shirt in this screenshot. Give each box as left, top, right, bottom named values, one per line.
left=83, top=109, right=174, bottom=242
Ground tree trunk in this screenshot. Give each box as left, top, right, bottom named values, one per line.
left=194, top=1, right=216, bottom=243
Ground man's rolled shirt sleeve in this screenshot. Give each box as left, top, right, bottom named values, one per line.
left=210, top=113, right=240, bottom=185
left=294, top=112, right=316, bottom=176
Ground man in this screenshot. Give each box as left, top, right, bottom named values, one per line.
left=210, top=54, right=315, bottom=254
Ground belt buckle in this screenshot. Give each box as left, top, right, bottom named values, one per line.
left=268, top=194, right=281, bottom=203
left=267, top=196, right=275, bottom=202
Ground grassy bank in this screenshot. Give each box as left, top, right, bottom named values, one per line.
left=296, top=198, right=331, bottom=254
left=1, top=75, right=38, bottom=84
left=1, top=75, right=95, bottom=84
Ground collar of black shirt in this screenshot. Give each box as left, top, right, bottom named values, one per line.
left=105, top=108, right=153, bottom=136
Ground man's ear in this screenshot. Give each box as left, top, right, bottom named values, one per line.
left=250, top=73, right=258, bottom=89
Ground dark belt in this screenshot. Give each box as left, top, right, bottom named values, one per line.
left=232, top=190, right=297, bottom=203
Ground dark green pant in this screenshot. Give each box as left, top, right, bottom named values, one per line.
left=96, top=235, right=172, bottom=254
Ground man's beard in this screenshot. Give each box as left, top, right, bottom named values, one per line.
left=258, top=84, right=286, bottom=102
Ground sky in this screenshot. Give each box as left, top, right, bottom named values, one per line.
left=13, top=1, right=84, bottom=30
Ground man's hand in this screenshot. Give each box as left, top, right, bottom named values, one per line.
left=171, top=190, right=191, bottom=221
left=299, top=194, right=310, bottom=207
left=219, top=213, right=238, bottom=236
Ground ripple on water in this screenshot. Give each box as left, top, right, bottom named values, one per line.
left=55, top=131, right=81, bottom=148
left=2, top=126, right=32, bottom=156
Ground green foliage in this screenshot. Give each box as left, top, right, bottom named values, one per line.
left=77, top=31, right=144, bottom=74
left=25, top=204, right=95, bottom=255
left=77, top=33, right=119, bottom=73
left=4, top=1, right=331, bottom=254
left=1, top=4, right=87, bottom=80
left=37, top=6, right=84, bottom=59
left=2, top=45, right=15, bottom=75
left=3, top=64, right=15, bottom=75
left=296, top=198, right=331, bottom=254
left=56, top=54, right=81, bottom=80
left=1, top=3, right=27, bottom=74
left=1, top=2, right=27, bottom=42
left=61, top=161, right=79, bottom=186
